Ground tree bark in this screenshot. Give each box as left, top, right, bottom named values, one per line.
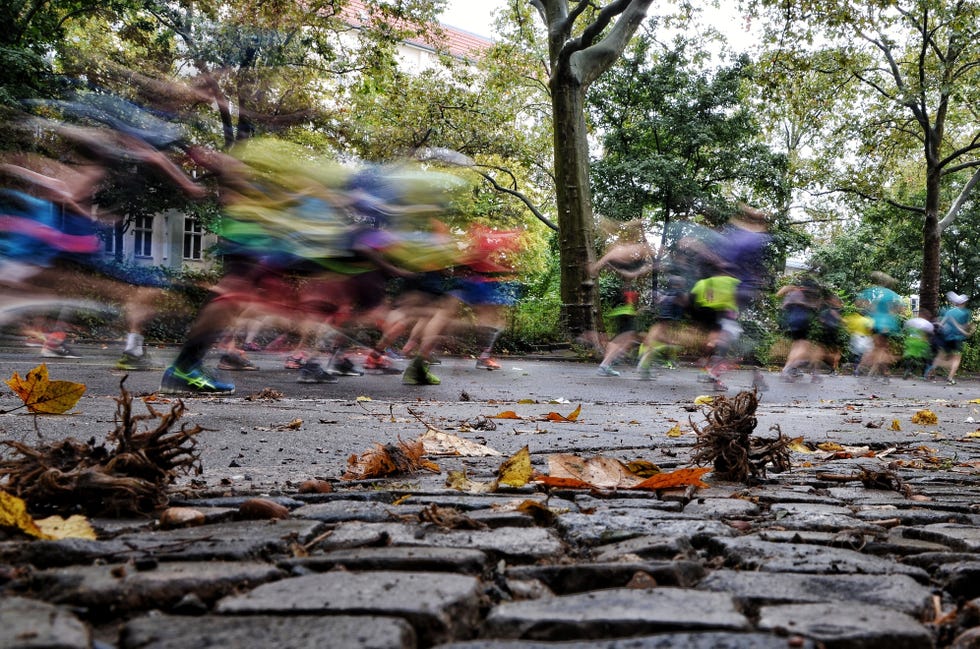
left=533, top=0, right=654, bottom=338
left=551, top=73, right=599, bottom=336
left=920, top=169, right=942, bottom=319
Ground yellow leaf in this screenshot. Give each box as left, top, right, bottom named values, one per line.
left=497, top=446, right=532, bottom=487
left=492, top=410, right=523, bottom=419
left=969, top=399, right=980, bottom=404
left=6, top=364, right=85, bottom=414
left=355, top=395, right=372, bottom=402
left=0, top=490, right=47, bottom=539
left=911, top=409, right=938, bottom=425
left=35, top=515, right=97, bottom=540
left=666, top=424, right=684, bottom=438
left=564, top=404, right=582, bottom=421
left=965, top=431, right=980, bottom=438
left=445, top=470, right=498, bottom=493
left=817, top=442, right=844, bottom=452
left=625, top=459, right=660, bottom=477
left=694, top=395, right=714, bottom=405
left=787, top=437, right=812, bottom=453
left=890, top=419, right=902, bottom=431
left=517, top=398, right=536, bottom=404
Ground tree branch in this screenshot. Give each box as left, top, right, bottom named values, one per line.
left=938, top=168, right=980, bottom=232
left=476, top=168, right=558, bottom=231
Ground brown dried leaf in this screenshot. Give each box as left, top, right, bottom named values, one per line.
left=343, top=438, right=440, bottom=480
left=420, top=429, right=502, bottom=456
left=546, top=453, right=644, bottom=489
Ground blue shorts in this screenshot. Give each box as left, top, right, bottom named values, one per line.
left=451, top=279, right=519, bottom=306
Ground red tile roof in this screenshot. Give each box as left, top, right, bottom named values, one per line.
left=341, top=0, right=491, bottom=60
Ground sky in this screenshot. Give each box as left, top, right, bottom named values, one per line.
left=439, top=0, right=507, bottom=39
left=439, top=1, right=756, bottom=52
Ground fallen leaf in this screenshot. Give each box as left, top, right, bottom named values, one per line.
left=517, top=398, right=536, bottom=404
left=492, top=410, right=523, bottom=420
left=35, top=514, right=97, bottom=540
left=445, top=470, right=498, bottom=493
left=965, top=431, right=980, bottom=438
left=515, top=500, right=558, bottom=526
left=694, top=395, right=715, bottom=405
left=890, top=419, right=902, bottom=431
left=533, top=475, right=593, bottom=489
left=787, top=438, right=812, bottom=453
left=631, top=467, right=712, bottom=491
left=343, top=438, right=440, bottom=480
left=545, top=404, right=582, bottom=422
left=277, top=418, right=303, bottom=431
left=420, top=429, right=502, bottom=456
left=0, top=490, right=46, bottom=538
left=355, top=395, right=372, bottom=402
left=817, top=442, right=845, bottom=452
left=497, top=446, right=533, bottom=487
left=665, top=424, right=684, bottom=438
left=625, top=459, right=660, bottom=477
left=546, top=453, right=644, bottom=489
left=6, top=364, right=85, bottom=414
left=911, top=410, right=938, bottom=425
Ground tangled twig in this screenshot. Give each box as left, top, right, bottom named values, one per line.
left=691, top=390, right=791, bottom=482
left=0, top=377, right=205, bottom=516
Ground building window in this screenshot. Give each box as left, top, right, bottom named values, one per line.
left=183, top=217, right=204, bottom=260
left=100, top=225, right=116, bottom=257
left=133, top=216, right=153, bottom=258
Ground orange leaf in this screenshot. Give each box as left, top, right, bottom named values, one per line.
left=545, top=404, right=582, bottom=422
left=6, top=364, right=50, bottom=404
left=492, top=410, right=523, bottom=419
left=631, top=467, right=711, bottom=491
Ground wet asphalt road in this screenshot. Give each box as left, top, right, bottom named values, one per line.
left=1, top=342, right=977, bottom=491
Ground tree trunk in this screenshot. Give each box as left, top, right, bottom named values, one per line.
left=552, top=75, right=599, bottom=337
left=920, top=169, right=942, bottom=319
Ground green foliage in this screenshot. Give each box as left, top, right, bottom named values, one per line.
left=589, top=33, right=789, bottom=225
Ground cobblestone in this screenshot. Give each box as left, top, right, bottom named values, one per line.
left=1, top=356, right=978, bottom=647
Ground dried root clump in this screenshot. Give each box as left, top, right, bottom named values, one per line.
left=0, top=378, right=205, bottom=516
left=691, top=390, right=792, bottom=482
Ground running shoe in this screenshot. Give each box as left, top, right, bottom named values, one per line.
left=402, top=358, right=440, bottom=385
left=328, top=356, right=363, bottom=376
left=116, top=352, right=153, bottom=371
left=160, top=365, right=235, bottom=395
left=41, top=344, right=80, bottom=359
left=217, top=352, right=259, bottom=371
left=364, top=353, right=403, bottom=374
left=284, top=353, right=307, bottom=370
left=241, top=341, right=263, bottom=352
left=476, top=356, right=501, bottom=370
left=296, top=360, right=339, bottom=384
left=384, top=347, right=405, bottom=360
left=597, top=365, right=620, bottom=377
